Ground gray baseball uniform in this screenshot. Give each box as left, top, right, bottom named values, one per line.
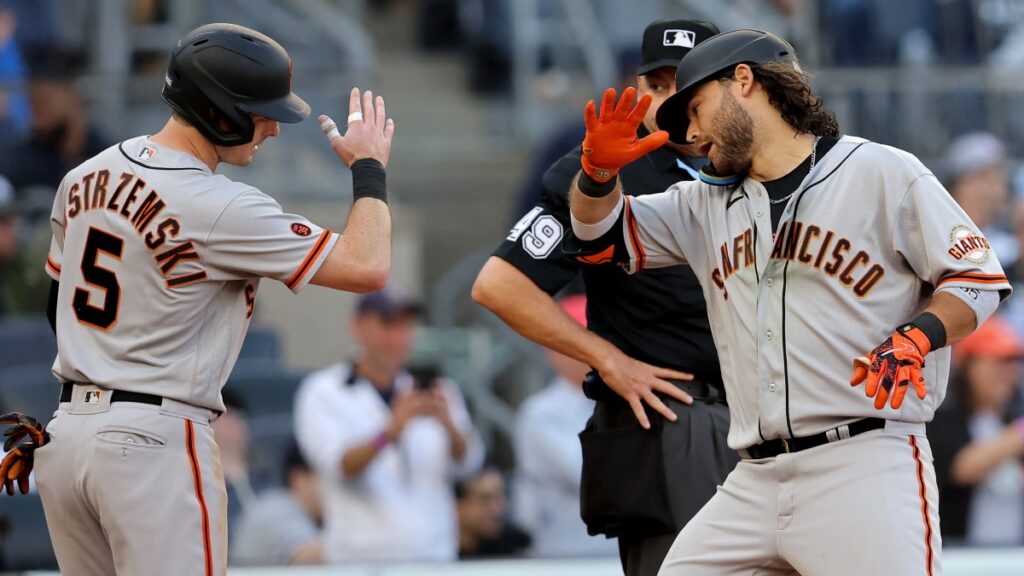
left=570, top=136, right=1010, bottom=575
left=35, top=136, right=337, bottom=576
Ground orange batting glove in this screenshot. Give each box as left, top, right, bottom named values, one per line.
left=850, top=325, right=931, bottom=410
left=581, top=87, right=669, bottom=183
left=0, top=412, right=50, bottom=495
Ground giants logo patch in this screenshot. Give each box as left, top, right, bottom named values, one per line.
left=947, top=224, right=991, bottom=265
left=291, top=223, right=312, bottom=237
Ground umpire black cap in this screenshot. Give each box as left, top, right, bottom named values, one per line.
left=656, top=29, right=798, bottom=143
left=162, top=23, right=311, bottom=147
left=636, top=19, right=720, bottom=75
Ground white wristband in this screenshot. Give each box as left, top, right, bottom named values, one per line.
left=570, top=196, right=624, bottom=241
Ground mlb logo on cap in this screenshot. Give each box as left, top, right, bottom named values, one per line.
left=664, top=29, right=696, bottom=48
left=84, top=390, right=102, bottom=404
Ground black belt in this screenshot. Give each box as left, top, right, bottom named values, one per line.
left=739, top=418, right=886, bottom=459
left=60, top=382, right=163, bottom=406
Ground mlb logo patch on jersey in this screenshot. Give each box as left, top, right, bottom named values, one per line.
left=83, top=390, right=102, bottom=404
left=663, top=30, right=695, bottom=48
left=137, top=146, right=156, bottom=161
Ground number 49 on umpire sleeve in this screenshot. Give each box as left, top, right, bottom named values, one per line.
left=73, top=227, right=124, bottom=330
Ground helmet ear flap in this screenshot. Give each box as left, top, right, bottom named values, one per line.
left=161, top=75, right=255, bottom=146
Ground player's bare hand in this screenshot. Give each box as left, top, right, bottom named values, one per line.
left=422, top=388, right=456, bottom=429
left=319, top=87, right=396, bottom=168
left=850, top=329, right=928, bottom=410
left=386, top=391, right=427, bottom=441
left=597, top=350, right=693, bottom=429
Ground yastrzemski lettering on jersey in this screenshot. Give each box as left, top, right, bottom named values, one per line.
left=570, top=136, right=1011, bottom=450
left=45, top=137, right=339, bottom=412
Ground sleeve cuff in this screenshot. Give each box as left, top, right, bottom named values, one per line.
left=285, top=230, right=337, bottom=293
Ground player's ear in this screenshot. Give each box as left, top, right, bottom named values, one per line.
left=733, top=64, right=756, bottom=97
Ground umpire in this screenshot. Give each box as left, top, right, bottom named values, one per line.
left=472, top=19, right=736, bottom=576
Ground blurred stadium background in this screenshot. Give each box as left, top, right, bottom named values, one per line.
left=1, top=0, right=1024, bottom=573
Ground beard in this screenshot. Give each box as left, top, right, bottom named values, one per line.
left=708, top=89, right=754, bottom=175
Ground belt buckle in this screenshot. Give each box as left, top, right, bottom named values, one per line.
left=780, top=438, right=791, bottom=453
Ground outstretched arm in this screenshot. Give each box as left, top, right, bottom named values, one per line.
left=473, top=256, right=693, bottom=429
left=312, top=88, right=395, bottom=292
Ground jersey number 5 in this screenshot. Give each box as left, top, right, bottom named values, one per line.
left=73, top=227, right=124, bottom=330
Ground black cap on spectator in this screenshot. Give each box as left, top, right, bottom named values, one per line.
left=355, top=285, right=422, bottom=320
left=637, top=19, right=720, bottom=75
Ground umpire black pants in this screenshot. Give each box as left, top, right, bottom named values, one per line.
left=583, top=395, right=736, bottom=576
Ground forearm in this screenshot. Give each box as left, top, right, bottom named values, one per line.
left=339, top=432, right=388, bottom=479
left=443, top=420, right=468, bottom=461
left=922, top=291, right=979, bottom=347
left=311, top=197, right=391, bottom=292
left=569, top=172, right=623, bottom=226
left=472, top=257, right=619, bottom=371
left=950, top=424, right=1024, bottom=485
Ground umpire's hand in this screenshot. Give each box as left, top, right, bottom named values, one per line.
left=320, top=87, right=396, bottom=168
left=598, top=349, right=694, bottom=429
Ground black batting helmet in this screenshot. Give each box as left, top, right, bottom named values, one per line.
left=161, top=23, right=311, bottom=147
left=655, top=29, right=798, bottom=144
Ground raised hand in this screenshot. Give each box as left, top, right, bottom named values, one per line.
left=320, top=87, right=396, bottom=168
left=581, top=87, right=669, bottom=183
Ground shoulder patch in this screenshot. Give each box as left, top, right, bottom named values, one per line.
left=947, top=224, right=991, bottom=265
left=291, top=223, right=312, bottom=237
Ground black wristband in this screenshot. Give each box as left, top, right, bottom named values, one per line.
left=903, top=312, right=947, bottom=351
left=352, top=158, right=387, bottom=204
left=577, top=171, right=618, bottom=198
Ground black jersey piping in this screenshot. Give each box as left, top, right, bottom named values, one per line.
left=118, top=142, right=208, bottom=172
left=780, top=141, right=868, bottom=439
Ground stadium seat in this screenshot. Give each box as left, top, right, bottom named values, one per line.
left=223, top=371, right=305, bottom=419
left=0, top=318, right=56, bottom=370
left=0, top=493, right=58, bottom=570
left=0, top=364, right=61, bottom=419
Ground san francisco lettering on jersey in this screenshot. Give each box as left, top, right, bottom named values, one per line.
left=64, top=170, right=204, bottom=288
left=710, top=220, right=885, bottom=300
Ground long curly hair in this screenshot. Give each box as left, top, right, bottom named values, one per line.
left=752, top=61, right=839, bottom=138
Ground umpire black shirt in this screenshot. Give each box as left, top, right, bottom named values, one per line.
left=493, top=126, right=722, bottom=394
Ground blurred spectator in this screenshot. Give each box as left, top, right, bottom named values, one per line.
left=213, top=389, right=259, bottom=537
left=945, top=132, right=1017, bottom=266
left=294, top=286, right=484, bottom=563
left=0, top=45, right=108, bottom=198
left=513, top=295, right=617, bottom=558
left=928, top=316, right=1024, bottom=546
left=0, top=0, right=57, bottom=48
left=456, top=464, right=531, bottom=559
left=231, top=439, right=323, bottom=566
left=0, top=7, right=31, bottom=146
left=0, top=174, right=48, bottom=317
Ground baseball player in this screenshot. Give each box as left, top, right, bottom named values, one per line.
left=566, top=29, right=1010, bottom=575
left=473, top=19, right=736, bottom=576
left=0, top=23, right=394, bottom=576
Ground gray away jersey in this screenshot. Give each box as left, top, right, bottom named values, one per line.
left=45, top=136, right=338, bottom=412
left=585, top=135, right=1011, bottom=450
